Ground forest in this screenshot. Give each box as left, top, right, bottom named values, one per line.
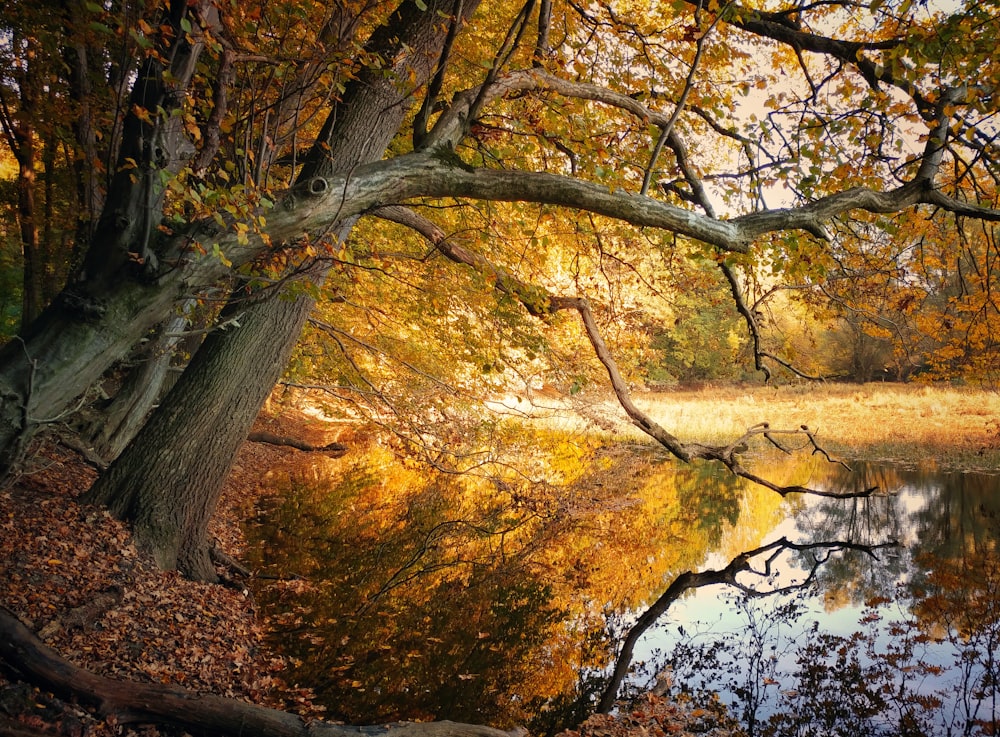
left=2, top=0, right=1000, bottom=734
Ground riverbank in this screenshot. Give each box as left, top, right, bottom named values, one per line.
left=0, top=419, right=321, bottom=737
left=5, top=381, right=994, bottom=736
left=623, top=383, right=1000, bottom=471
left=0, top=410, right=746, bottom=737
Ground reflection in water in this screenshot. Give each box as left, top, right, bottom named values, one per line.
left=244, top=435, right=1000, bottom=735
left=644, top=461, right=1000, bottom=736
left=244, top=434, right=759, bottom=730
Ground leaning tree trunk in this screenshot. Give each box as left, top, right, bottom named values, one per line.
left=84, top=300, right=195, bottom=462
left=82, top=287, right=316, bottom=581
left=84, top=0, right=481, bottom=580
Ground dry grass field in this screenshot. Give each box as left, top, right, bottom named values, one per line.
left=628, top=383, right=1000, bottom=471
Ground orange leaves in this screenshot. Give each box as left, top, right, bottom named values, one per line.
left=0, top=442, right=292, bottom=727
left=131, top=104, right=154, bottom=125
left=556, top=692, right=738, bottom=737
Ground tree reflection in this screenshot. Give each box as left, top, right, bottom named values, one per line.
left=244, top=430, right=1000, bottom=736
left=653, top=478, right=1000, bottom=736
left=596, top=535, right=896, bottom=713
left=243, top=430, right=752, bottom=730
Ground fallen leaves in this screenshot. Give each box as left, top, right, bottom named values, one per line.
left=1, top=415, right=741, bottom=737
left=0, top=430, right=315, bottom=737
left=555, top=693, right=743, bottom=737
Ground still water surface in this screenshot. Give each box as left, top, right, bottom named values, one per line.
left=244, top=443, right=1000, bottom=736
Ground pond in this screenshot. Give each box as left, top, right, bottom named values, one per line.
left=243, top=433, right=1000, bottom=737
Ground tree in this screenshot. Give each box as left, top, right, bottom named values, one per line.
left=3, top=0, right=1000, bottom=579
left=80, top=0, right=482, bottom=580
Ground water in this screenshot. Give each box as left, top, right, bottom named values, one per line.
left=625, top=463, right=1000, bottom=736
left=244, top=443, right=1000, bottom=736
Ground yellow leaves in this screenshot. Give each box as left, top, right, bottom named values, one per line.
left=233, top=222, right=250, bottom=247
left=184, top=115, right=202, bottom=142
left=131, top=104, right=153, bottom=125
left=212, top=242, right=233, bottom=267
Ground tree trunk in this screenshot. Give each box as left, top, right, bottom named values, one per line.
left=84, top=0, right=481, bottom=580
left=85, top=302, right=195, bottom=461
left=247, top=431, right=347, bottom=455
left=0, top=0, right=217, bottom=476
left=16, top=141, right=41, bottom=329
left=77, top=0, right=211, bottom=289
left=0, top=272, right=191, bottom=475
left=12, top=33, right=42, bottom=329
left=62, top=0, right=104, bottom=260
left=83, top=286, right=316, bottom=581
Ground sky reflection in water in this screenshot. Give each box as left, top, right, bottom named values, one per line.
left=633, top=462, right=1000, bottom=735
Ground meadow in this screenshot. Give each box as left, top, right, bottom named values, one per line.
left=624, top=383, right=1000, bottom=471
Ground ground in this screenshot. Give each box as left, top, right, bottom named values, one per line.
left=0, top=410, right=331, bottom=737
left=0, top=407, right=740, bottom=737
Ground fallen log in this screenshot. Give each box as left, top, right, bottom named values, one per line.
left=247, top=431, right=347, bottom=456
left=0, top=607, right=520, bottom=737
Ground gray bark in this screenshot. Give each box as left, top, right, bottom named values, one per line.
left=78, top=0, right=214, bottom=287
left=84, top=301, right=195, bottom=461
left=83, top=285, right=316, bottom=581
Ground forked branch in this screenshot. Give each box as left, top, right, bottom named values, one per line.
left=596, top=535, right=897, bottom=712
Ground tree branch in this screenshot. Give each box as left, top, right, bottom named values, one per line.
left=596, top=536, right=897, bottom=712
left=246, top=430, right=347, bottom=455
left=370, top=206, right=872, bottom=495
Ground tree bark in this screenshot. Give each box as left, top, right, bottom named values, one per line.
left=84, top=301, right=195, bottom=461
left=10, top=32, right=42, bottom=329
left=62, top=0, right=105, bottom=254
left=77, top=0, right=213, bottom=289
left=0, top=607, right=520, bottom=737
left=83, top=286, right=316, bottom=581
left=0, top=0, right=218, bottom=476
left=0, top=272, right=190, bottom=475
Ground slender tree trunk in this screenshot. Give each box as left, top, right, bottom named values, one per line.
left=41, top=133, right=64, bottom=303
left=85, top=301, right=195, bottom=461
left=62, top=0, right=104, bottom=259
left=16, top=140, right=41, bottom=328
left=84, top=0, right=481, bottom=579
left=14, top=35, right=42, bottom=328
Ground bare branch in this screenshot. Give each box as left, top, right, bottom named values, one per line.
left=640, top=8, right=720, bottom=196
left=413, top=0, right=466, bottom=149
left=596, top=535, right=898, bottom=712
left=369, top=206, right=868, bottom=497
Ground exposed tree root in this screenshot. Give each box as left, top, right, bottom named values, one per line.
left=0, top=607, right=522, bottom=737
